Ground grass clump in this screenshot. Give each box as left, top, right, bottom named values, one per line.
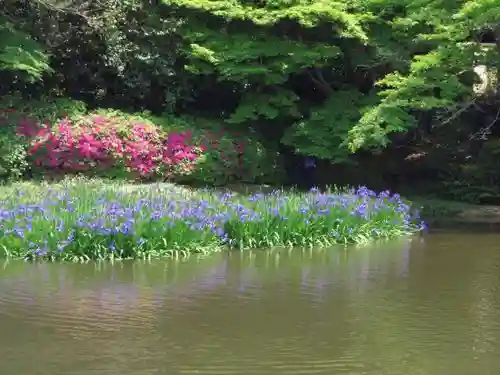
left=0, top=178, right=424, bottom=261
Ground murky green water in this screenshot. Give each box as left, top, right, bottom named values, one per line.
left=1, top=233, right=500, bottom=374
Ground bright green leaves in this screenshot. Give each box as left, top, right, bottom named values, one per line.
left=377, top=48, right=471, bottom=109
left=457, top=0, right=500, bottom=28
left=183, top=25, right=342, bottom=84
left=228, top=89, right=301, bottom=123
left=0, top=17, right=52, bottom=80
left=173, top=0, right=347, bottom=139
left=165, top=0, right=367, bottom=39
left=282, top=90, right=380, bottom=160
left=348, top=42, right=477, bottom=151
left=347, top=104, right=417, bottom=152
left=164, top=0, right=500, bottom=160
left=346, top=0, right=500, bottom=152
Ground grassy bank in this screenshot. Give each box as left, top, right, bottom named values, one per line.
left=409, top=196, right=500, bottom=228
left=409, top=197, right=471, bottom=222
left=0, top=178, right=423, bottom=261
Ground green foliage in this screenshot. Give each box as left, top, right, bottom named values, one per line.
left=0, top=16, right=52, bottom=80
left=238, top=135, right=285, bottom=184
left=227, top=89, right=301, bottom=123
left=167, top=0, right=500, bottom=164
left=0, top=129, right=30, bottom=181
left=90, top=108, right=173, bottom=131
left=2, top=0, right=500, bottom=199
left=282, top=89, right=379, bottom=161
left=183, top=134, right=240, bottom=186
left=0, top=95, right=87, bottom=122
left=183, top=25, right=343, bottom=84
left=167, top=0, right=367, bottom=38
left=348, top=0, right=500, bottom=151
left=85, top=0, right=187, bottom=110
left=171, top=0, right=365, bottom=160
left=0, top=180, right=420, bottom=261
left=163, top=116, right=284, bottom=186
left=0, top=96, right=87, bottom=181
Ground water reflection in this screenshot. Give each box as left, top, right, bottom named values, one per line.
left=0, top=240, right=413, bottom=310
left=1, top=235, right=500, bottom=375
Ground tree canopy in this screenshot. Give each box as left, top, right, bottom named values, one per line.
left=1, top=0, right=500, bottom=199
left=163, top=0, right=499, bottom=159
left=0, top=15, right=51, bottom=80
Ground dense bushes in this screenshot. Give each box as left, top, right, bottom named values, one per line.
left=0, top=96, right=87, bottom=180
left=0, top=96, right=283, bottom=185
left=3, top=0, right=500, bottom=202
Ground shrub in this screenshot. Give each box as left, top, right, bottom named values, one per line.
left=160, top=116, right=284, bottom=186
left=0, top=125, right=30, bottom=180
left=0, top=95, right=87, bottom=123
left=0, top=98, right=283, bottom=185
left=19, top=114, right=204, bottom=180
left=0, top=96, right=87, bottom=181
left=90, top=111, right=285, bottom=185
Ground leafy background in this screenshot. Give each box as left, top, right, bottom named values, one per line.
left=1, top=0, right=500, bottom=202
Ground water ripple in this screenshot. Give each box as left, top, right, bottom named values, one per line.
left=1, top=237, right=500, bottom=375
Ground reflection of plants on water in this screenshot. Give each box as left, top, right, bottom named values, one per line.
left=231, top=242, right=412, bottom=295
left=0, top=255, right=229, bottom=312
left=0, top=242, right=412, bottom=312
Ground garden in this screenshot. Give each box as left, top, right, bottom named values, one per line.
left=2, top=0, right=498, bottom=261
left=0, top=96, right=283, bottom=186
left=0, top=97, right=424, bottom=261
left=0, top=179, right=423, bottom=261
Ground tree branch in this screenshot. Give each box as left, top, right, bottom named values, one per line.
left=470, top=107, right=500, bottom=140
left=436, top=99, right=476, bottom=126
left=307, top=68, right=333, bottom=96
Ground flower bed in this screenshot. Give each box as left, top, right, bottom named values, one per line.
left=17, top=114, right=209, bottom=179
left=0, top=180, right=424, bottom=261
left=0, top=108, right=282, bottom=184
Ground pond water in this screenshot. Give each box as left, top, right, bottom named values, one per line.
left=1, top=233, right=500, bottom=375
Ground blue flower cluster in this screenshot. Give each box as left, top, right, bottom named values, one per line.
left=0, top=185, right=424, bottom=261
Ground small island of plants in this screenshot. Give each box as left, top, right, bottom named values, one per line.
left=0, top=179, right=424, bottom=261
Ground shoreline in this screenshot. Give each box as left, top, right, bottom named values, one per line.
left=412, top=197, right=500, bottom=227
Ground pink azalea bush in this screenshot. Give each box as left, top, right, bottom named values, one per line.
left=0, top=97, right=283, bottom=184
left=16, top=114, right=206, bottom=180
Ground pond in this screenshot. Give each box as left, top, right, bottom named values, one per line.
left=1, top=233, right=500, bottom=375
